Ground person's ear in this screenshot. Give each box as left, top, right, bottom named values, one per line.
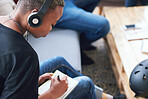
left=27, top=9, right=43, bottom=28
left=31, top=9, right=39, bottom=13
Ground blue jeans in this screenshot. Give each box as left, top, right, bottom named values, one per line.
left=39, top=56, right=97, bottom=99
left=125, top=0, right=148, bottom=7
left=54, top=0, right=110, bottom=49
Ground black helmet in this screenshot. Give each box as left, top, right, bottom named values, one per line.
left=129, top=59, right=148, bottom=98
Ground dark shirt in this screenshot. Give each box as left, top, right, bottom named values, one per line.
left=0, top=24, right=39, bottom=99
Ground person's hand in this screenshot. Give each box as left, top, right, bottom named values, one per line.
left=38, top=74, right=68, bottom=99
left=49, top=75, right=68, bottom=98
left=38, top=73, right=53, bottom=86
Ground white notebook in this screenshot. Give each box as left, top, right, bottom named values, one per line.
left=38, top=70, right=79, bottom=99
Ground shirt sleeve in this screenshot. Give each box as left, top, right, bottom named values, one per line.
left=0, top=51, right=39, bottom=99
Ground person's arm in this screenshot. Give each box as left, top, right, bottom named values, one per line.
left=38, top=75, right=68, bottom=99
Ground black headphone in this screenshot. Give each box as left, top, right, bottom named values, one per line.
left=27, top=0, right=52, bottom=28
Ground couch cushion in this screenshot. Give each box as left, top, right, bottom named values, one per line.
left=27, top=28, right=81, bottom=72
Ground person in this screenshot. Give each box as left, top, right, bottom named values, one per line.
left=0, top=0, right=126, bottom=98
left=39, top=56, right=127, bottom=99
left=39, top=56, right=97, bottom=99
left=125, top=0, right=148, bottom=7
left=53, top=0, right=110, bottom=65
left=0, top=0, right=69, bottom=98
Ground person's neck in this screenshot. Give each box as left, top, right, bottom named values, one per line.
left=0, top=11, right=27, bottom=35
left=10, top=11, right=27, bottom=35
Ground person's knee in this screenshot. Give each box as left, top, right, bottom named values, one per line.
left=54, top=56, right=67, bottom=62
left=77, top=76, right=95, bottom=90
left=99, top=18, right=110, bottom=36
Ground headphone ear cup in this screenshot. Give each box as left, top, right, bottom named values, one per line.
left=27, top=12, right=42, bottom=28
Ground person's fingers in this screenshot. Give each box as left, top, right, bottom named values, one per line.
left=42, top=73, right=53, bottom=80
left=60, top=75, right=68, bottom=81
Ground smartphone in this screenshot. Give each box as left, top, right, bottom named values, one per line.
left=123, top=24, right=141, bottom=30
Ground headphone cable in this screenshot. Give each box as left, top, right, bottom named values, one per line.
left=8, top=14, right=24, bottom=35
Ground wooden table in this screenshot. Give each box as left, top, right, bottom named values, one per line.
left=103, top=6, right=148, bottom=99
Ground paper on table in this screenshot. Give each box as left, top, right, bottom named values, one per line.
left=121, top=24, right=148, bottom=41
left=141, top=39, right=148, bottom=53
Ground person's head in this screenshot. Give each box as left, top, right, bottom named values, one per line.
left=14, top=0, right=65, bottom=38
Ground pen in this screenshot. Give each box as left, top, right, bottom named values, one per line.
left=57, top=75, right=61, bottom=81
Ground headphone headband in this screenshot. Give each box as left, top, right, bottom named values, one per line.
left=38, top=0, right=53, bottom=15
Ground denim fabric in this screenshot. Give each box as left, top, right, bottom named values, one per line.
left=125, top=0, right=148, bottom=7
left=54, top=0, right=110, bottom=49
left=66, top=76, right=97, bottom=99
left=39, top=56, right=97, bottom=99
left=39, top=56, right=82, bottom=77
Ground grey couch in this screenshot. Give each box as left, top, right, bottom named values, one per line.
left=28, top=29, right=82, bottom=72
